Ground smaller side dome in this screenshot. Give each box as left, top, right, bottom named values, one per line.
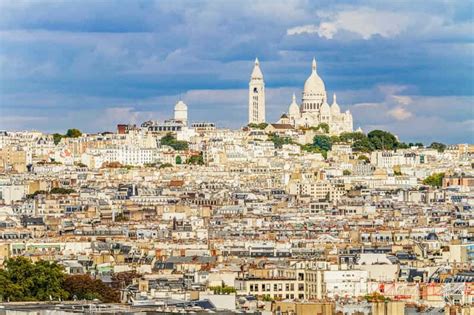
left=321, top=101, right=330, bottom=114
left=288, top=93, right=300, bottom=117
left=331, top=93, right=341, bottom=115
left=175, top=100, right=187, bottom=110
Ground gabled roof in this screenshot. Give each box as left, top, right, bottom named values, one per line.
left=268, top=124, right=294, bottom=130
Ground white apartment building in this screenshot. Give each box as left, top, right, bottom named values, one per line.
left=371, top=151, right=420, bottom=168
left=83, top=147, right=161, bottom=166
left=324, top=269, right=368, bottom=298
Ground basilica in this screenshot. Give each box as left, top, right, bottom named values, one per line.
left=248, top=58, right=353, bottom=134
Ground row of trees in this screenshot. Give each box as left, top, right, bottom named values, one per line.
left=422, top=172, right=445, bottom=188
left=160, top=133, right=189, bottom=151
left=0, top=257, right=120, bottom=303
left=247, top=123, right=268, bottom=130
left=176, top=152, right=204, bottom=165
left=268, top=129, right=447, bottom=160
left=308, top=130, right=447, bottom=157
left=26, top=187, right=76, bottom=199
left=53, top=129, right=83, bottom=145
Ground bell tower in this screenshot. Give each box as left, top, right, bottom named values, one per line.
left=248, top=58, right=266, bottom=124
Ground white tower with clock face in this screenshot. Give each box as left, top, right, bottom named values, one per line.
left=248, top=58, right=266, bottom=124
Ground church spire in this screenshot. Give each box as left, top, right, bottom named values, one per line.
left=312, top=57, right=317, bottom=73
left=251, top=57, right=263, bottom=79
left=332, top=93, right=337, bottom=104
left=292, top=93, right=296, bottom=103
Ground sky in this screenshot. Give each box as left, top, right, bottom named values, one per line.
left=0, top=0, right=473, bottom=144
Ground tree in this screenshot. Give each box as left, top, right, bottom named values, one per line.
left=50, top=187, right=76, bottom=194
left=175, top=155, right=182, bottom=164
left=429, top=142, right=446, bottom=153
left=268, top=133, right=293, bottom=149
left=159, top=163, right=173, bottom=169
left=26, top=190, right=49, bottom=199
left=160, top=133, right=189, bottom=151
left=339, top=131, right=366, bottom=143
left=62, top=275, right=120, bottom=303
left=316, top=123, right=329, bottom=134
left=352, top=138, right=374, bottom=152
left=423, top=172, right=445, bottom=187
left=313, top=135, right=332, bottom=152
left=358, top=155, right=370, bottom=163
left=52, top=133, right=63, bottom=145
left=367, top=130, right=398, bottom=150
left=343, top=170, right=351, bottom=176
left=187, top=153, right=204, bottom=165
left=248, top=123, right=268, bottom=130
left=0, top=257, right=68, bottom=302
left=111, top=271, right=138, bottom=290
left=397, top=142, right=410, bottom=149
left=65, top=129, right=82, bottom=138
left=209, top=285, right=237, bottom=295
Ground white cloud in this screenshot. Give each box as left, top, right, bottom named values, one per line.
left=287, top=8, right=414, bottom=39
left=286, top=7, right=466, bottom=40
left=388, top=106, right=413, bottom=120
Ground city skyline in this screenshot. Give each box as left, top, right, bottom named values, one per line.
left=0, top=0, right=473, bottom=144
left=0, top=2, right=472, bottom=312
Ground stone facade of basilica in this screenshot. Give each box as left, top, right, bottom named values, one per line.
left=248, top=58, right=353, bottom=134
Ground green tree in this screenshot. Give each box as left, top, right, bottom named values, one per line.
left=316, top=123, right=330, bottom=134
left=247, top=123, right=268, bottom=130
left=175, top=155, right=182, bottom=164
left=209, top=285, right=237, bottom=295
left=367, top=130, right=398, bottom=150
left=187, top=153, right=204, bottom=165
left=268, top=133, right=293, bottom=149
left=50, top=187, right=76, bottom=194
left=159, top=163, right=173, bottom=169
left=423, top=172, right=445, bottom=187
left=160, top=133, right=189, bottom=151
left=65, top=129, right=82, bottom=138
left=343, top=170, right=351, bottom=176
left=339, top=131, right=366, bottom=143
left=52, top=133, right=63, bottom=145
left=428, top=142, right=446, bottom=153
left=0, top=257, right=68, bottom=302
left=313, top=135, right=332, bottom=152
left=358, top=155, right=370, bottom=163
left=352, top=138, right=374, bottom=152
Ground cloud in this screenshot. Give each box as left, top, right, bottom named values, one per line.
left=286, top=6, right=472, bottom=41
left=0, top=1, right=472, bottom=143
left=349, top=84, right=474, bottom=143
left=287, top=8, right=415, bottom=39
left=388, top=107, right=413, bottom=121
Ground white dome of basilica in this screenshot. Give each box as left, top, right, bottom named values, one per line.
left=175, top=100, right=187, bottom=111
left=303, top=58, right=326, bottom=97
left=288, top=93, right=300, bottom=117
left=320, top=101, right=331, bottom=114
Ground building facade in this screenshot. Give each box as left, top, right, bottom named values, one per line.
left=248, top=58, right=266, bottom=124
left=278, top=58, right=353, bottom=134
